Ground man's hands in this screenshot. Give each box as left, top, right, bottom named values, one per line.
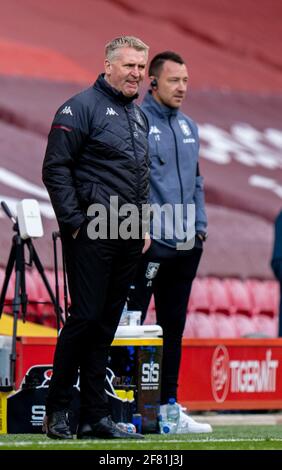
left=72, top=227, right=81, bottom=239
left=196, top=231, right=208, bottom=242
left=142, top=232, right=151, bottom=253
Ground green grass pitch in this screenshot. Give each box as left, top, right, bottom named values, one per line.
left=0, top=425, right=282, bottom=450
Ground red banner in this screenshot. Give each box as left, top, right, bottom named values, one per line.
left=179, top=339, right=282, bottom=410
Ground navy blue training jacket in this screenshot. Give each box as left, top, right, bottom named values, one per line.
left=141, top=91, right=207, bottom=248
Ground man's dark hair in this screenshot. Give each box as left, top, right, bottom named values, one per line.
left=149, top=51, right=185, bottom=77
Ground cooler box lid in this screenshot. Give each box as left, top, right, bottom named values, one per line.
left=115, top=325, right=163, bottom=338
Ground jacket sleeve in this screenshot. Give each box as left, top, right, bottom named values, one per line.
left=194, top=164, right=208, bottom=233
left=42, top=98, right=88, bottom=234
left=193, top=120, right=208, bottom=233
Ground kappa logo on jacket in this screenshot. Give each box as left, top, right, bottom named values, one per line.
left=149, top=125, right=162, bottom=141
left=149, top=125, right=161, bottom=135
left=60, top=106, right=73, bottom=116
left=106, top=107, right=119, bottom=116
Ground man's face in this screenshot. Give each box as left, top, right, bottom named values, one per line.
left=152, top=60, right=188, bottom=108
left=105, top=47, right=147, bottom=97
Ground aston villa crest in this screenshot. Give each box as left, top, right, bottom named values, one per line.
left=178, top=119, right=191, bottom=137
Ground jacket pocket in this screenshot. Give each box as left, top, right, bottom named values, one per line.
left=151, top=154, right=166, bottom=165
left=76, top=181, right=99, bottom=207
left=76, top=182, right=92, bottom=206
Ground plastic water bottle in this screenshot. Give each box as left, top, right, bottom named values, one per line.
left=162, top=422, right=172, bottom=434
left=158, top=413, right=172, bottom=434
left=127, top=310, right=142, bottom=326
left=166, top=398, right=179, bottom=433
left=126, top=423, right=136, bottom=433
left=132, top=413, right=142, bottom=433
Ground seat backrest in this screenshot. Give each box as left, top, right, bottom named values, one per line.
left=184, top=312, right=217, bottom=338
left=208, top=277, right=232, bottom=315
left=235, top=314, right=258, bottom=337
left=246, top=279, right=278, bottom=318
left=225, top=278, right=253, bottom=316
left=253, top=315, right=278, bottom=337
left=188, top=278, right=211, bottom=314
left=211, top=313, right=238, bottom=338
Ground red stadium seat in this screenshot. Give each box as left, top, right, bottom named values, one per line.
left=0, top=268, right=15, bottom=314
left=31, top=269, right=57, bottom=324
left=211, top=313, right=238, bottom=338
left=265, top=280, right=280, bottom=316
left=143, top=310, right=156, bottom=325
left=225, top=278, right=253, bottom=316
left=246, top=279, right=278, bottom=317
left=24, top=269, right=42, bottom=322
left=188, top=278, right=211, bottom=314
left=143, top=297, right=156, bottom=325
left=253, top=315, right=278, bottom=337
left=184, top=312, right=217, bottom=338
left=25, top=270, right=39, bottom=307
left=1, top=267, right=44, bottom=323
left=244, top=280, right=279, bottom=337
left=208, top=277, right=232, bottom=315
left=234, top=314, right=257, bottom=337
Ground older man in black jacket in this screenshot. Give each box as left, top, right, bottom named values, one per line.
left=42, top=36, right=149, bottom=440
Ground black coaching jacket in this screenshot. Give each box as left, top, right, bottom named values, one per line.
left=42, top=74, right=149, bottom=235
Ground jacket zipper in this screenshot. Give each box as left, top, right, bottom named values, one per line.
left=169, top=116, right=187, bottom=240
left=125, top=106, right=140, bottom=205
left=169, top=116, right=184, bottom=205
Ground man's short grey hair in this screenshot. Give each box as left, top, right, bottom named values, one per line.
left=105, top=36, right=149, bottom=61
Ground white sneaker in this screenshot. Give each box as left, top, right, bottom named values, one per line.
left=177, top=406, right=212, bottom=434
left=160, top=403, right=212, bottom=434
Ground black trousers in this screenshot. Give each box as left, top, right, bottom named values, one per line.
left=46, top=222, right=144, bottom=424
left=128, top=239, right=203, bottom=404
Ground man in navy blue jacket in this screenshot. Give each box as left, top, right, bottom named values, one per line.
left=42, top=36, right=149, bottom=440
left=128, top=51, right=212, bottom=433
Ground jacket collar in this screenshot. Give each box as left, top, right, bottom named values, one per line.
left=94, top=74, right=138, bottom=105
left=142, top=90, right=178, bottom=118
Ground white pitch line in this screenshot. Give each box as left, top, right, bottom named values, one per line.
left=1, top=437, right=282, bottom=447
